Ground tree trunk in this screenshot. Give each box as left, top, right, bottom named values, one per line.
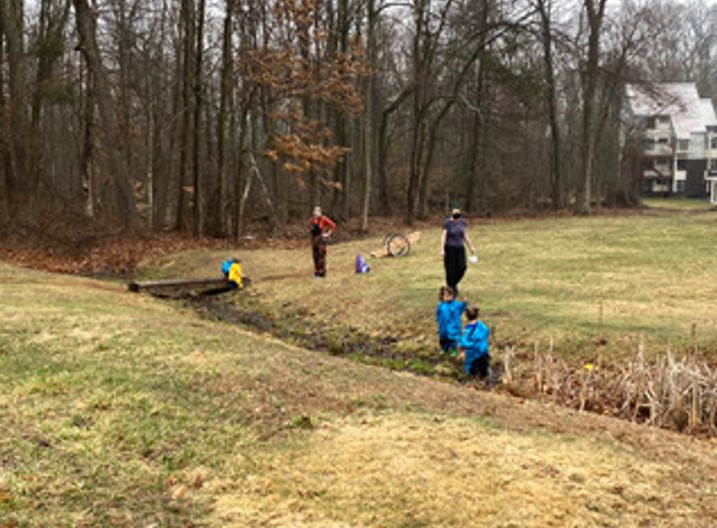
left=72, top=0, right=137, bottom=229
left=1, top=0, right=28, bottom=214
left=81, top=65, right=97, bottom=218
left=377, top=85, right=413, bottom=216
left=360, top=0, right=376, bottom=231
left=162, top=1, right=184, bottom=231
left=577, top=0, right=607, bottom=215
left=192, top=0, right=205, bottom=237
left=0, top=2, right=9, bottom=222
left=217, top=0, right=234, bottom=237
left=536, top=0, right=563, bottom=210
left=418, top=99, right=454, bottom=218
left=176, top=0, right=195, bottom=232
left=31, top=0, right=70, bottom=204
left=406, top=0, right=428, bottom=225
left=464, top=108, right=479, bottom=213
left=337, top=0, right=350, bottom=219
left=300, top=23, right=319, bottom=211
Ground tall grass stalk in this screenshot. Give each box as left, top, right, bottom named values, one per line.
left=526, top=342, right=717, bottom=435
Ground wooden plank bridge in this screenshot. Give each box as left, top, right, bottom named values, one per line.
left=127, top=276, right=251, bottom=298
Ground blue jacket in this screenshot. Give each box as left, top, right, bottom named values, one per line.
left=435, top=300, right=466, bottom=343
left=460, top=321, right=490, bottom=373
left=221, top=258, right=233, bottom=276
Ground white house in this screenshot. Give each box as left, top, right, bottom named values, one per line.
left=625, top=82, right=717, bottom=201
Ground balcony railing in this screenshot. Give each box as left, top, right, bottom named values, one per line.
left=644, top=145, right=674, bottom=156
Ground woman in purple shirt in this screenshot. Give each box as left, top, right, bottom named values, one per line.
left=440, top=208, right=476, bottom=295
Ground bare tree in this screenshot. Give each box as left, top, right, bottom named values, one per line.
left=1, top=0, right=29, bottom=218
left=576, top=0, right=608, bottom=215
left=73, top=0, right=138, bottom=228
left=1, top=0, right=710, bottom=239
left=360, top=0, right=377, bottom=231
left=216, top=0, right=236, bottom=237
left=535, top=0, right=563, bottom=209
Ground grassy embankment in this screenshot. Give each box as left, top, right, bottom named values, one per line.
left=2, top=256, right=717, bottom=526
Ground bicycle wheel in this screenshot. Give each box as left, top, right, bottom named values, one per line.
left=386, top=234, right=410, bottom=257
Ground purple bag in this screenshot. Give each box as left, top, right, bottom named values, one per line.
left=355, top=254, right=370, bottom=273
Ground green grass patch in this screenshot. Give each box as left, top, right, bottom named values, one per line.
left=642, top=197, right=715, bottom=211
left=0, top=271, right=266, bottom=526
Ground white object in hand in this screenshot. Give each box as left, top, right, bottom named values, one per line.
left=468, top=254, right=478, bottom=264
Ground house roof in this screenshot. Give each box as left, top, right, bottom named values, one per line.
left=699, top=98, right=717, bottom=128
left=626, top=82, right=716, bottom=139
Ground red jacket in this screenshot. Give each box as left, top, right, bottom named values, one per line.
left=309, top=215, right=336, bottom=236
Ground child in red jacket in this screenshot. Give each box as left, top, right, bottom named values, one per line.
left=309, top=206, right=336, bottom=278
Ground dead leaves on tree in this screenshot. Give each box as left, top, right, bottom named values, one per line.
left=265, top=127, right=349, bottom=179
left=239, top=0, right=368, bottom=185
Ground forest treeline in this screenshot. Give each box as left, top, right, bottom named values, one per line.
left=1, top=0, right=716, bottom=239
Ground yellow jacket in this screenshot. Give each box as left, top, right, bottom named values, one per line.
left=228, top=262, right=243, bottom=289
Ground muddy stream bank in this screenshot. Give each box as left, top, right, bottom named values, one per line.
left=185, top=293, right=465, bottom=380
left=186, top=292, right=717, bottom=438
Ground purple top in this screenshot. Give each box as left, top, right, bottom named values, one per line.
left=443, top=218, right=467, bottom=248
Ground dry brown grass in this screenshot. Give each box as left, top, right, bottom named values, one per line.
left=525, top=340, right=717, bottom=435
left=204, top=411, right=709, bottom=527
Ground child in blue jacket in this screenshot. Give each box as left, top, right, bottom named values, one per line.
left=435, top=286, right=466, bottom=356
left=460, top=306, right=490, bottom=378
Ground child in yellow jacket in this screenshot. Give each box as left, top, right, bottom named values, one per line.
left=222, top=257, right=243, bottom=289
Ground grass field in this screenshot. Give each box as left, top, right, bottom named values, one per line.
left=3, top=206, right=717, bottom=526
left=2, top=259, right=717, bottom=526
left=641, top=197, right=716, bottom=211
left=145, top=206, right=717, bottom=368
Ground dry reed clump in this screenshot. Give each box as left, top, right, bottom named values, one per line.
left=501, top=341, right=717, bottom=436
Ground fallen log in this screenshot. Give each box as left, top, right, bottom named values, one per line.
left=128, top=276, right=251, bottom=298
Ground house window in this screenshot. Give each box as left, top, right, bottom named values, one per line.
left=645, top=139, right=655, bottom=151
left=676, top=180, right=686, bottom=193
left=657, top=137, right=669, bottom=144
left=711, top=137, right=717, bottom=149
left=677, top=159, right=688, bottom=171
left=710, top=159, right=717, bottom=171
left=678, top=140, right=689, bottom=151
left=646, top=116, right=656, bottom=129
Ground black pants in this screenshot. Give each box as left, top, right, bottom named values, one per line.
left=312, top=235, right=327, bottom=276
left=444, top=246, right=466, bottom=293
left=468, top=353, right=490, bottom=378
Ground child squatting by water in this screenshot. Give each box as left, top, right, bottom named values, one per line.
left=460, top=305, right=491, bottom=380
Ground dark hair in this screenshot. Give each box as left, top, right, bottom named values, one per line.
left=439, top=285, right=455, bottom=300
left=465, top=306, right=480, bottom=321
